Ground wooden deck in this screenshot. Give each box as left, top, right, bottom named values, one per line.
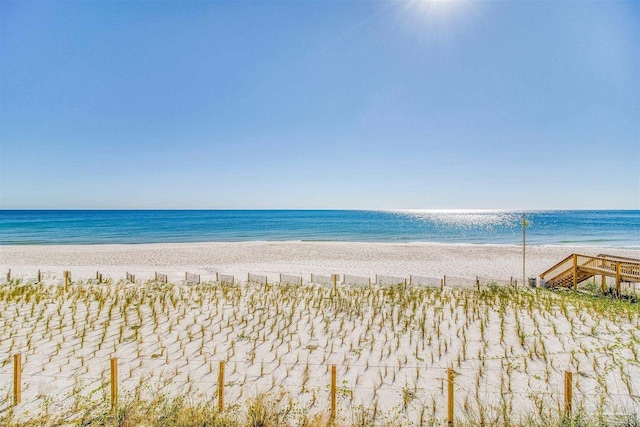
left=540, top=254, right=640, bottom=295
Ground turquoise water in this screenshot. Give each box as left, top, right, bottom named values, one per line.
left=0, top=210, right=638, bottom=247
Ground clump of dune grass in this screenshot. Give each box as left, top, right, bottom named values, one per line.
left=1, top=389, right=639, bottom=427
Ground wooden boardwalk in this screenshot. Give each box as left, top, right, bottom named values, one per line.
left=540, top=254, right=640, bottom=295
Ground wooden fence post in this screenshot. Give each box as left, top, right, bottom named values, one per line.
left=110, top=358, right=118, bottom=410
left=330, top=364, right=337, bottom=421
left=333, top=274, right=337, bottom=289
left=572, top=254, right=578, bottom=290
left=476, top=276, right=480, bottom=291
left=218, top=361, right=225, bottom=412
left=616, top=262, right=621, bottom=298
left=447, top=367, right=454, bottom=426
left=564, top=371, right=572, bottom=417
left=6, top=269, right=11, bottom=281
left=37, top=269, right=41, bottom=282
left=13, top=353, right=21, bottom=405
left=601, top=274, right=606, bottom=294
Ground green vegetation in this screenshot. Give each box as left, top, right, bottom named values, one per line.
left=1, top=389, right=639, bottom=426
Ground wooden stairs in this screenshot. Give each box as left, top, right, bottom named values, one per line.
left=540, top=253, right=640, bottom=294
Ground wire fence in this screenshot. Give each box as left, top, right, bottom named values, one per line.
left=1, top=353, right=639, bottom=424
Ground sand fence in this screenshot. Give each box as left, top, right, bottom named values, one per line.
left=280, top=273, right=304, bottom=285
left=2, top=352, right=599, bottom=424
left=4, top=268, right=533, bottom=291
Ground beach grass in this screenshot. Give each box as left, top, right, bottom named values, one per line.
left=0, top=278, right=638, bottom=426
left=2, top=389, right=640, bottom=426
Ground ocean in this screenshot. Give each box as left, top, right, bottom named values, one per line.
left=0, top=210, right=638, bottom=247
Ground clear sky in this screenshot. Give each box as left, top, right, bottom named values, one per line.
left=1, top=0, right=638, bottom=210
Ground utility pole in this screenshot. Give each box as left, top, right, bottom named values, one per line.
left=522, top=212, right=527, bottom=288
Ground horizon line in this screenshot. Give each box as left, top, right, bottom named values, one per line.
left=1, top=208, right=639, bottom=212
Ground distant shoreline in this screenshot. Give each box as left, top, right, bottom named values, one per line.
left=2, top=241, right=639, bottom=249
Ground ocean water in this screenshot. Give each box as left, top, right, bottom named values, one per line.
left=0, top=210, right=638, bottom=247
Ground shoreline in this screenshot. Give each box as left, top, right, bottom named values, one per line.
left=3, top=239, right=639, bottom=247
left=2, top=237, right=639, bottom=249
left=2, top=241, right=639, bottom=284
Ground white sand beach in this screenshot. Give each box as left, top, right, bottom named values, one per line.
left=2, top=241, right=639, bottom=285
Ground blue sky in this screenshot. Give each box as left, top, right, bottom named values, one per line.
left=1, top=0, right=638, bottom=209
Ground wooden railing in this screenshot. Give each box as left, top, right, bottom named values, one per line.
left=581, top=255, right=640, bottom=280
left=540, top=254, right=574, bottom=281
left=541, top=254, right=640, bottom=287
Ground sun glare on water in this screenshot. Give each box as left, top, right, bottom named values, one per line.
left=386, top=209, right=520, bottom=230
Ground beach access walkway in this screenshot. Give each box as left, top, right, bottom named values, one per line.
left=540, top=253, right=640, bottom=295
